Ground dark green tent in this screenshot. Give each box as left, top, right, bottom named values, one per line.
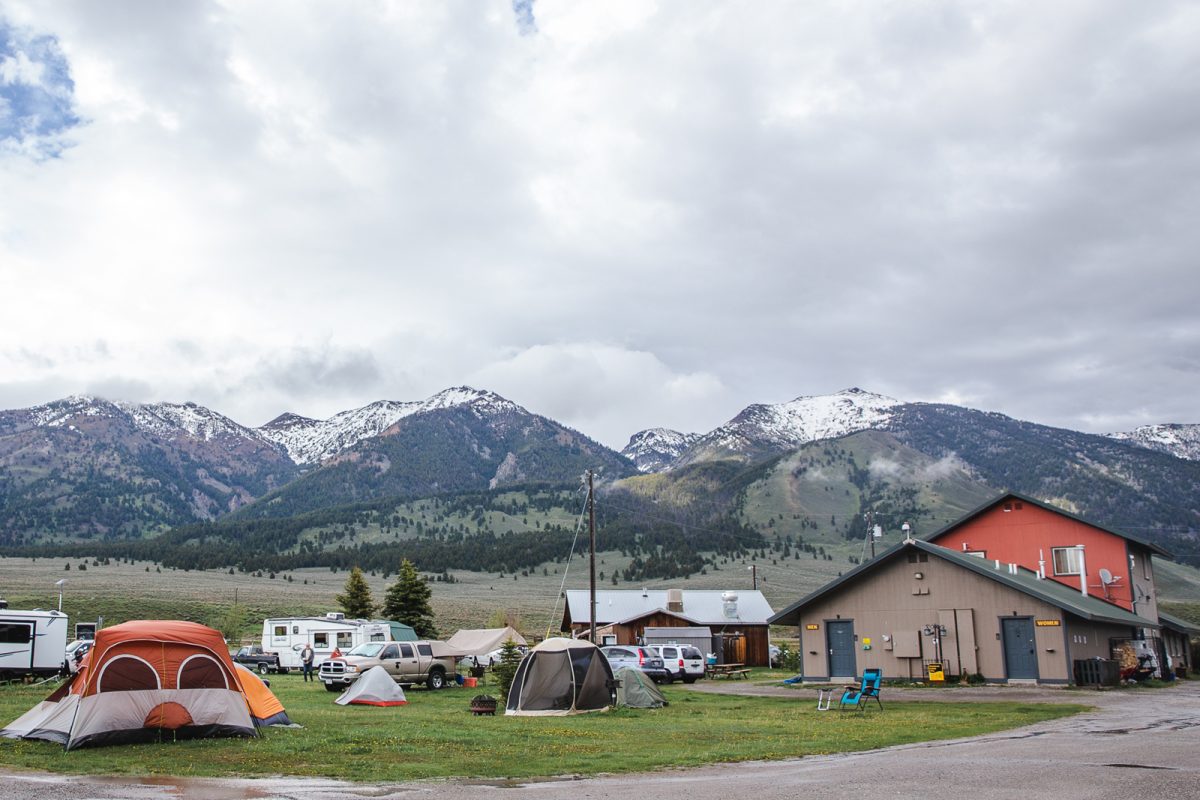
left=613, top=667, right=668, bottom=708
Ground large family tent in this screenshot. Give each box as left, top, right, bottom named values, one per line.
left=0, top=620, right=291, bottom=749
left=613, top=667, right=668, bottom=708
left=334, top=665, right=407, bottom=706
left=505, top=637, right=614, bottom=716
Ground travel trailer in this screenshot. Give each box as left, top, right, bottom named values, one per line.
left=0, top=609, right=69, bottom=679
left=261, top=613, right=394, bottom=670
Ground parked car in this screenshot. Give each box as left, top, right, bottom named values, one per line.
left=600, top=645, right=670, bottom=683
left=232, top=645, right=282, bottom=675
left=319, top=640, right=456, bottom=691
left=460, top=644, right=528, bottom=669
left=63, top=639, right=92, bottom=674
left=651, top=644, right=705, bottom=683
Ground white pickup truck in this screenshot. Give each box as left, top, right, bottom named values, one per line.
left=318, top=640, right=456, bottom=691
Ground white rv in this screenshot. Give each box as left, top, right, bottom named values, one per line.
left=262, top=613, right=394, bottom=671
left=0, top=609, right=69, bottom=679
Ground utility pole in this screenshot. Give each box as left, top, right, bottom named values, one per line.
left=587, top=470, right=597, bottom=644
left=748, top=563, right=758, bottom=590
left=866, top=511, right=876, bottom=560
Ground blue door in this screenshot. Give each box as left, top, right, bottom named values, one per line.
left=826, top=621, right=856, bottom=678
left=1001, top=618, right=1039, bottom=680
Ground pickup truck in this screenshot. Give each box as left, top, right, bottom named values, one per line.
left=232, top=645, right=282, bottom=675
left=318, top=640, right=455, bottom=691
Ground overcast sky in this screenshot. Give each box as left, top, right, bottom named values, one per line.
left=1, top=1, right=1197, bottom=449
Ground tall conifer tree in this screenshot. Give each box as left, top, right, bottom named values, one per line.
left=382, top=559, right=438, bottom=638
left=335, top=566, right=377, bottom=619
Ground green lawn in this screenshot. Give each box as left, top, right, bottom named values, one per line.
left=0, top=674, right=1085, bottom=782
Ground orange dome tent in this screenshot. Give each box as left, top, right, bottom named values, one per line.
left=1, top=620, right=292, bottom=749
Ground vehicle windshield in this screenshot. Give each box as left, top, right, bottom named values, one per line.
left=347, top=643, right=384, bottom=657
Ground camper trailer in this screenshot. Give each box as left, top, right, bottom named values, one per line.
left=262, top=613, right=394, bottom=671
left=0, top=609, right=69, bottom=679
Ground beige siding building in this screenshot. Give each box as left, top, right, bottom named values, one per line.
left=770, top=540, right=1156, bottom=684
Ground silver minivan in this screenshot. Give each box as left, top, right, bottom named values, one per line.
left=600, top=645, right=671, bottom=683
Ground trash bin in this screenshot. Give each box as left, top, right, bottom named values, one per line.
left=1074, top=658, right=1119, bottom=687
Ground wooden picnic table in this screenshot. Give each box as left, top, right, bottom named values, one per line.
left=706, top=663, right=750, bottom=679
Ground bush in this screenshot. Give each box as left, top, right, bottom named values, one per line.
left=493, top=640, right=523, bottom=701
left=776, top=643, right=801, bottom=673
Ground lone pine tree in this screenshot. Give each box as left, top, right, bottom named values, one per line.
left=335, top=566, right=377, bottom=619
left=382, top=558, right=438, bottom=638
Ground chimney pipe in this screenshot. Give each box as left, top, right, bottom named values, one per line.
left=1076, top=545, right=1087, bottom=596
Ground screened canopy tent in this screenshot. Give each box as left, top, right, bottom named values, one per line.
left=334, top=665, right=408, bottom=706
left=505, top=638, right=614, bottom=716
left=0, top=620, right=291, bottom=750
left=613, top=667, right=668, bottom=708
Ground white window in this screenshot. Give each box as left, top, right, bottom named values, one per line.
left=1052, top=547, right=1082, bottom=576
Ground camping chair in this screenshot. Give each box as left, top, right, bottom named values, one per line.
left=839, top=669, right=883, bottom=711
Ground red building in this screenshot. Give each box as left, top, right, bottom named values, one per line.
left=925, top=492, right=1168, bottom=623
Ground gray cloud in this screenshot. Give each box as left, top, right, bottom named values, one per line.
left=0, top=2, right=1196, bottom=444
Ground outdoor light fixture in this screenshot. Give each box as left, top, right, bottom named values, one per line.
left=55, top=578, right=67, bottom=612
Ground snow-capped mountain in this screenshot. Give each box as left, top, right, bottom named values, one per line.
left=1107, top=423, right=1200, bottom=461
left=672, top=388, right=903, bottom=467
left=119, top=401, right=273, bottom=446
left=19, top=395, right=282, bottom=453
left=621, top=428, right=702, bottom=472
left=243, top=387, right=634, bottom=519
left=258, top=387, right=524, bottom=465
left=0, top=396, right=297, bottom=542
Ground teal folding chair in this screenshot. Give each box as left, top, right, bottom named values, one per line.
left=839, top=668, right=883, bottom=711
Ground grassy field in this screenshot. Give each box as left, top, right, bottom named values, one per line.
left=0, top=673, right=1085, bottom=781
left=0, top=552, right=849, bottom=643
left=4, top=544, right=1199, bottom=646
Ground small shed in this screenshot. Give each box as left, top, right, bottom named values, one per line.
left=642, top=626, right=713, bottom=654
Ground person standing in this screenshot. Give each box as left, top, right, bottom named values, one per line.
left=301, top=643, right=315, bottom=683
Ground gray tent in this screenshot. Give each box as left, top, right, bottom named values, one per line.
left=613, top=667, right=668, bottom=708
left=334, top=665, right=407, bottom=706
left=506, top=638, right=613, bottom=716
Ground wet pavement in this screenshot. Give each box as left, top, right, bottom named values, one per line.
left=3, top=681, right=1198, bottom=799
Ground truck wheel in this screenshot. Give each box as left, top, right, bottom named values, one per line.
left=427, top=668, right=446, bottom=690
left=257, top=662, right=269, bottom=675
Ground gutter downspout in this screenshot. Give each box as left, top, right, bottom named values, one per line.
left=1076, top=545, right=1087, bottom=597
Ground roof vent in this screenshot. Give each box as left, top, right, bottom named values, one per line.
left=667, top=588, right=683, bottom=612
left=722, top=591, right=739, bottom=620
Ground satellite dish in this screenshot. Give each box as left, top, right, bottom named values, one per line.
left=1099, top=568, right=1114, bottom=585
